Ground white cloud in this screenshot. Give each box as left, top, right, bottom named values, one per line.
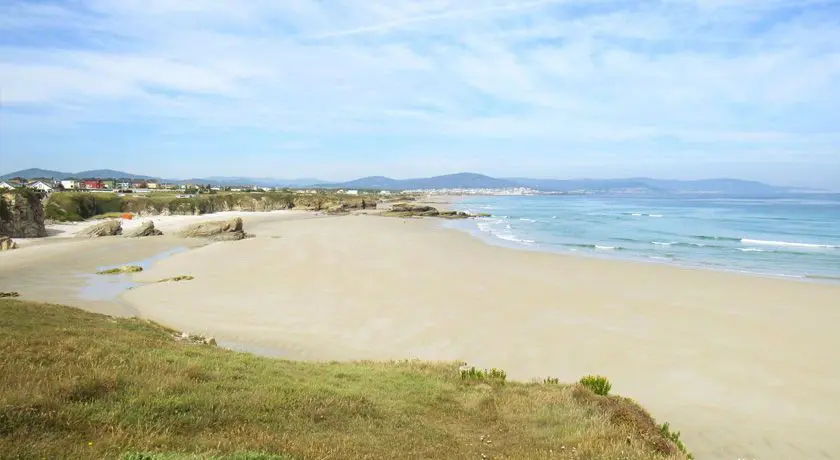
left=0, top=0, right=838, bottom=168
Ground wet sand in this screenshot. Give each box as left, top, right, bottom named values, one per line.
left=3, top=211, right=840, bottom=459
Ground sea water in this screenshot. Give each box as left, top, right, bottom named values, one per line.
left=448, top=193, right=840, bottom=282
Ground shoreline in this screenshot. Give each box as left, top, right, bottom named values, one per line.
left=441, top=195, right=840, bottom=286
left=3, top=210, right=840, bottom=458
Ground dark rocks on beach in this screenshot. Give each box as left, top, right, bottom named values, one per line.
left=125, top=220, right=164, bottom=237
left=0, top=236, right=17, bottom=251
left=76, top=219, right=122, bottom=237
left=174, top=331, right=217, bottom=346
left=385, top=203, right=489, bottom=219
left=388, top=203, right=440, bottom=217
left=0, top=190, right=47, bottom=238
left=179, top=217, right=247, bottom=241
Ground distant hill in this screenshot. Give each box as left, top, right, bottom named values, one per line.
left=317, top=173, right=520, bottom=190
left=75, top=169, right=156, bottom=180
left=508, top=177, right=796, bottom=194
left=509, top=178, right=652, bottom=191
left=2, top=167, right=801, bottom=194
left=1, top=168, right=154, bottom=180
left=185, top=177, right=325, bottom=187
left=0, top=168, right=71, bottom=180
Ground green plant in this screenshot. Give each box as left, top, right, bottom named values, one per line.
left=97, top=265, right=143, bottom=275
left=543, top=377, right=560, bottom=384
left=460, top=366, right=507, bottom=384
left=660, top=422, right=693, bottom=459
left=579, top=375, right=612, bottom=396
left=156, top=275, right=194, bottom=283
left=0, top=298, right=688, bottom=460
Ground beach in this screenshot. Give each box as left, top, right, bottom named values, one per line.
left=2, top=211, right=839, bottom=459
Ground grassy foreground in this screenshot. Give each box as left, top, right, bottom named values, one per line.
left=0, top=300, right=689, bottom=459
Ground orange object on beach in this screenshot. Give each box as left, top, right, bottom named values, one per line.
left=122, top=213, right=134, bottom=220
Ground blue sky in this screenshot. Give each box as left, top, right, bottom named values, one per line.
left=1, top=0, right=839, bottom=188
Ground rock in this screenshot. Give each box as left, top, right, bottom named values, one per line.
left=0, top=189, right=47, bottom=238
left=179, top=217, right=247, bottom=241
left=390, top=203, right=438, bottom=213
left=125, top=220, right=163, bottom=237
left=76, top=219, right=122, bottom=237
left=325, top=203, right=348, bottom=214
left=0, top=236, right=17, bottom=251
left=0, top=291, right=21, bottom=298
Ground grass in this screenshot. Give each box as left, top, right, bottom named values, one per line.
left=580, top=375, right=613, bottom=396
left=0, top=299, right=691, bottom=459
left=96, top=265, right=144, bottom=275
left=660, top=422, right=694, bottom=459
left=89, top=212, right=129, bottom=220
left=157, top=275, right=195, bottom=283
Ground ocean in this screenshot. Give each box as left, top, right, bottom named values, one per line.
left=447, top=193, right=840, bottom=282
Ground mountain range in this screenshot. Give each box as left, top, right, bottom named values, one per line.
left=1, top=168, right=809, bottom=194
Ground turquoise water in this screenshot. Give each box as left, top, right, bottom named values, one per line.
left=448, top=193, right=840, bottom=282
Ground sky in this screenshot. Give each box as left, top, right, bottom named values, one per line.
left=0, top=0, right=839, bottom=188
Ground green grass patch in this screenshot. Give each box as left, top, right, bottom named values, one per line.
left=156, top=275, right=195, bottom=283
left=580, top=374, right=612, bottom=396
left=89, top=212, right=128, bottom=220
left=0, top=299, right=691, bottom=459
left=459, top=366, right=507, bottom=385
left=96, top=265, right=143, bottom=275
left=660, top=422, right=694, bottom=459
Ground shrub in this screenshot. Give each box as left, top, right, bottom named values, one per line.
left=579, top=375, right=611, bottom=396
left=543, top=377, right=560, bottom=385
left=460, top=366, right=507, bottom=384
left=660, top=422, right=693, bottom=459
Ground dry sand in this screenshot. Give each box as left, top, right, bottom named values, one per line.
left=3, top=211, right=840, bottom=459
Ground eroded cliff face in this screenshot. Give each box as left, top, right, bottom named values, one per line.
left=0, top=190, right=48, bottom=238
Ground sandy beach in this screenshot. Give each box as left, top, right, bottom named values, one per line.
left=2, top=211, right=839, bottom=459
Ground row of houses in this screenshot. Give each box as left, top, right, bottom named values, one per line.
left=0, top=178, right=184, bottom=193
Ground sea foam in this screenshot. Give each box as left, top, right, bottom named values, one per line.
left=741, top=238, right=837, bottom=249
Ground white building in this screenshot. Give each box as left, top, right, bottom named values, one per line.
left=27, top=181, right=54, bottom=193
left=379, top=190, right=392, bottom=196
left=0, top=181, right=16, bottom=190
left=60, top=180, right=79, bottom=190
left=343, top=189, right=359, bottom=195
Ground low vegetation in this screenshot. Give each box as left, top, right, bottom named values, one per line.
left=0, top=299, right=691, bottom=459
left=580, top=374, right=613, bottom=396
left=96, top=265, right=143, bottom=275
left=0, top=291, right=20, bottom=298
left=44, top=191, right=378, bottom=222
left=157, top=275, right=194, bottom=283
left=660, top=422, right=693, bottom=459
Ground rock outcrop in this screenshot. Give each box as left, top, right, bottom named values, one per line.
left=125, top=220, right=163, bottom=237
left=0, top=236, right=17, bottom=251
left=384, top=203, right=490, bottom=219
left=387, top=203, right=441, bottom=216
left=0, top=190, right=47, bottom=238
left=179, top=217, right=248, bottom=241
left=76, top=219, right=122, bottom=237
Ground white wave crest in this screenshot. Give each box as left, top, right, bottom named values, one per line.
left=741, top=238, right=837, bottom=249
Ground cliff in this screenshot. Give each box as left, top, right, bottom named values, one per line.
left=44, top=191, right=377, bottom=222
left=0, top=189, right=47, bottom=238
